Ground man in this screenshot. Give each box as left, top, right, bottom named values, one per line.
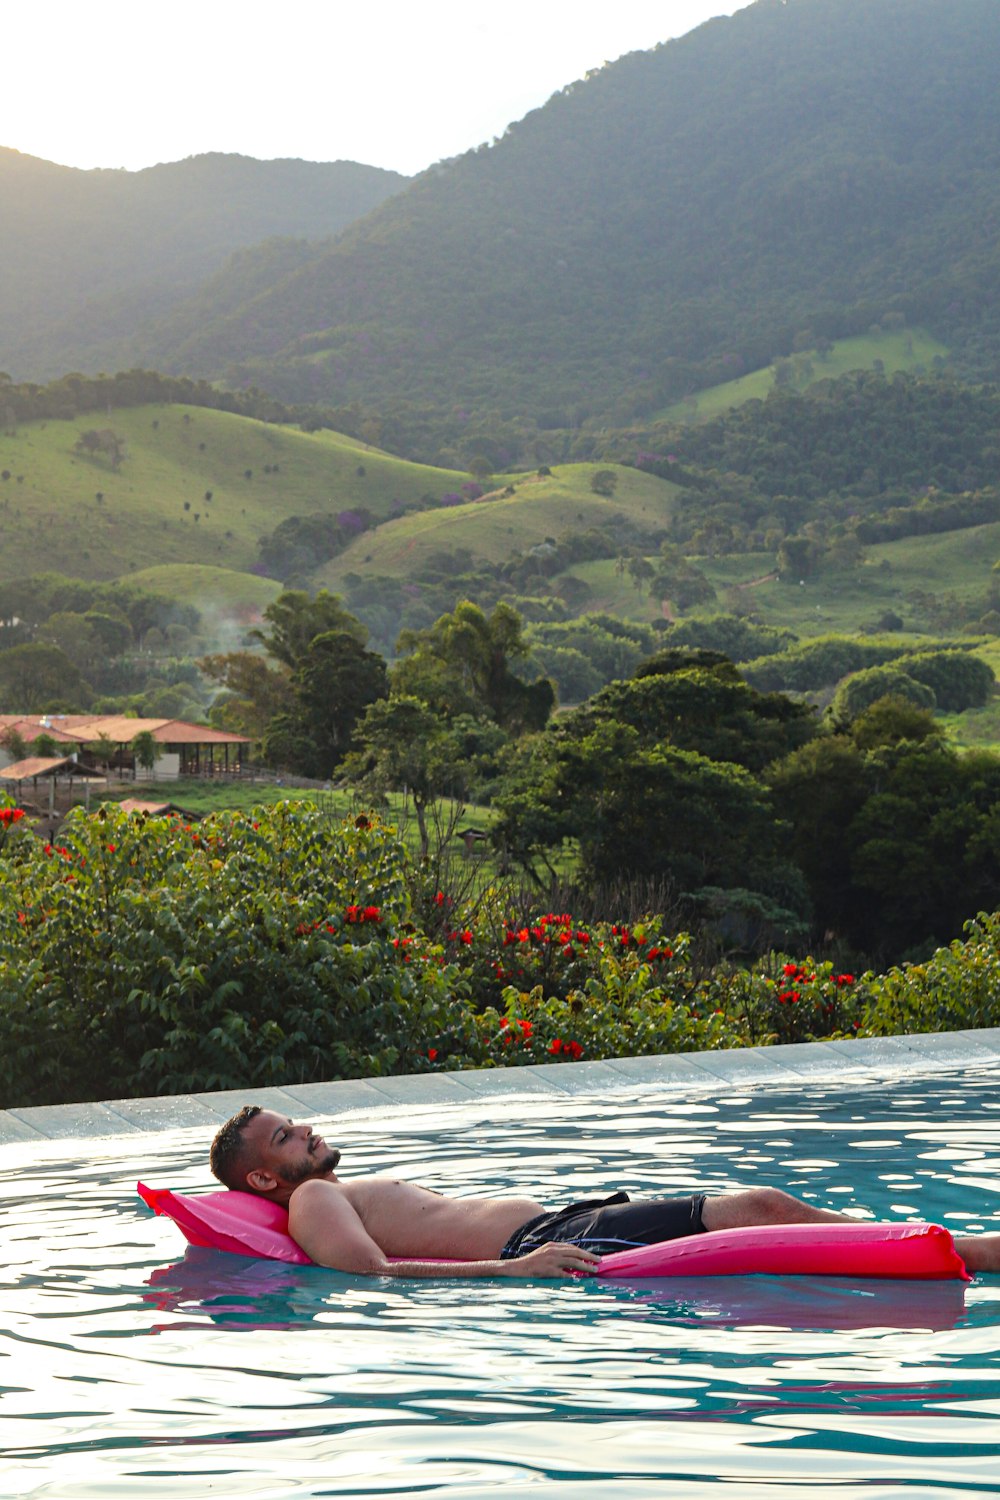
left=209, top=1106, right=1000, bottom=1278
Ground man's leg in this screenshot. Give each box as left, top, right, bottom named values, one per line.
left=953, top=1234, right=1000, bottom=1273
left=701, top=1187, right=854, bottom=1232
left=703, top=1192, right=1000, bottom=1274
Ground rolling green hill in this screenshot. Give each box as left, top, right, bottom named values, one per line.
left=129, top=0, right=1000, bottom=438
left=314, top=464, right=679, bottom=587
left=0, top=404, right=465, bottom=583
left=125, top=564, right=283, bottom=618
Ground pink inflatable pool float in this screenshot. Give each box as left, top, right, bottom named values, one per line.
left=137, top=1182, right=970, bottom=1280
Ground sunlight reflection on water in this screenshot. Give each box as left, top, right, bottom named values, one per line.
left=3, top=1067, right=1000, bottom=1497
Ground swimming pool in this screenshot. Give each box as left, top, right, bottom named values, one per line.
left=4, top=1062, right=1000, bottom=1498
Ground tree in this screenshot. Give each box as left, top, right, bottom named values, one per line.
left=394, top=601, right=554, bottom=734
left=0, top=643, right=84, bottom=711
left=263, top=630, right=387, bottom=778
left=626, top=556, right=655, bottom=594
left=347, top=696, right=452, bottom=858
left=494, top=718, right=805, bottom=910
left=832, top=666, right=936, bottom=722
left=252, top=589, right=367, bottom=670
left=567, top=659, right=817, bottom=774
left=0, top=726, right=27, bottom=762
left=87, top=734, right=118, bottom=773
left=202, top=652, right=295, bottom=741
left=590, top=469, right=618, bottom=497
left=131, top=730, right=159, bottom=779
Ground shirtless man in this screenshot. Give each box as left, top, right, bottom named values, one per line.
left=209, top=1106, right=1000, bottom=1278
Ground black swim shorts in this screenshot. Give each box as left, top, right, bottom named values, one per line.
left=499, top=1190, right=708, bottom=1259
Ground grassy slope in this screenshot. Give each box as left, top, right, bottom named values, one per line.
left=315, top=465, right=679, bottom=586
left=0, top=404, right=464, bottom=585
left=126, top=564, right=282, bottom=616
left=694, top=529, right=1000, bottom=748
left=697, top=526, right=1000, bottom=639
left=658, top=329, right=950, bottom=423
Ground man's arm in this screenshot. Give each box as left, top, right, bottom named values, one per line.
left=287, top=1179, right=599, bottom=1279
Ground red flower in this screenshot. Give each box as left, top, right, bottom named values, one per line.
left=499, top=1017, right=509, bottom=1028
left=460, top=929, right=472, bottom=945
left=517, top=928, right=530, bottom=943
left=518, top=1020, right=533, bottom=1038
left=17, top=911, right=27, bottom=924
left=345, top=905, right=360, bottom=923
left=427, top=1048, right=438, bottom=1061
left=783, top=962, right=798, bottom=977
left=107, top=843, right=116, bottom=853
left=363, top=905, right=381, bottom=923
left=434, top=891, right=445, bottom=906
left=564, top=1040, right=583, bottom=1060
left=503, top=930, right=516, bottom=946
left=548, top=1038, right=563, bottom=1054
left=837, top=973, right=855, bottom=986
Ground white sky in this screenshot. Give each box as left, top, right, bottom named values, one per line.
left=3, top=1, right=747, bottom=175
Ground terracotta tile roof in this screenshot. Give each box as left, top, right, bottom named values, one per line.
left=0, top=755, right=104, bottom=780
left=0, top=714, right=250, bottom=746
left=0, top=717, right=81, bottom=743
left=115, top=798, right=173, bottom=815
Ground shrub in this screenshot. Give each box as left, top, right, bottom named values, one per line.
left=861, top=911, right=1000, bottom=1035
left=0, top=803, right=465, bottom=1106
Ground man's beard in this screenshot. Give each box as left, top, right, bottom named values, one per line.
left=284, top=1145, right=341, bottom=1185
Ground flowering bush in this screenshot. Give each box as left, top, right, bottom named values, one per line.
left=4, top=793, right=1000, bottom=1108
left=728, top=958, right=863, bottom=1045
left=0, top=803, right=466, bottom=1106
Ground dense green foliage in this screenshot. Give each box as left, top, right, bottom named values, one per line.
left=0, top=803, right=458, bottom=1105
left=5, top=795, right=1000, bottom=1108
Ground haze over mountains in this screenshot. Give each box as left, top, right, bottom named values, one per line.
left=4, top=0, right=1000, bottom=439
left=0, top=151, right=406, bottom=379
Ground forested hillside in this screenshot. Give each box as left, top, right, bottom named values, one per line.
left=128, top=0, right=1000, bottom=437
left=0, top=151, right=406, bottom=379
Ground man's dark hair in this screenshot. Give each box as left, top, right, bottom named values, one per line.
left=210, top=1105, right=262, bottom=1190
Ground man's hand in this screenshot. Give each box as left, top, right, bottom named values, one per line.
left=500, top=1241, right=601, bottom=1277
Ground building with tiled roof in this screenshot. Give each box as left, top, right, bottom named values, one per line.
left=0, top=715, right=250, bottom=779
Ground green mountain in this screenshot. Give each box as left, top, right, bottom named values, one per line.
left=123, top=0, right=1000, bottom=433
left=0, top=150, right=407, bottom=379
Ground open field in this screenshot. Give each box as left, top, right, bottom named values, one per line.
left=97, top=780, right=495, bottom=860
left=657, top=328, right=950, bottom=424
left=561, top=558, right=666, bottom=623
left=125, top=564, right=282, bottom=618
left=697, top=525, right=1000, bottom=640
left=316, top=464, right=679, bottom=586
left=0, top=404, right=465, bottom=584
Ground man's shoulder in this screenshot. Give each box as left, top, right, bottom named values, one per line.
left=289, top=1176, right=346, bottom=1206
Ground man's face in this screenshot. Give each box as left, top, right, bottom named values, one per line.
left=242, top=1111, right=341, bottom=1190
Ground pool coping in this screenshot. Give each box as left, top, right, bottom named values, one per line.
left=3, top=1027, right=1000, bottom=1143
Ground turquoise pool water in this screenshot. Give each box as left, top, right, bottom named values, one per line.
left=4, top=1065, right=1000, bottom=1498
